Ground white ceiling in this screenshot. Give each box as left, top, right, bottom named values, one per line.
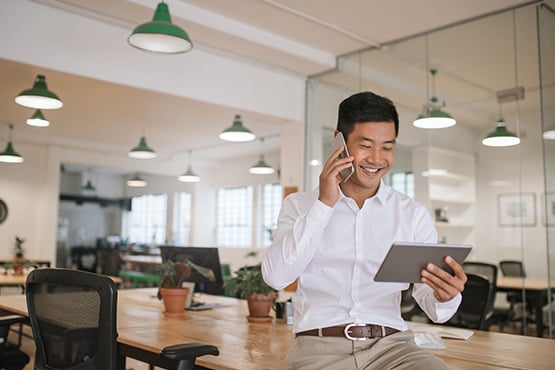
left=0, top=0, right=544, bottom=176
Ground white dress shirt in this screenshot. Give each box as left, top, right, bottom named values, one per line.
left=262, top=181, right=461, bottom=333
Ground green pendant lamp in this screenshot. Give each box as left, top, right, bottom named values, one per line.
left=482, top=118, right=520, bottom=147
left=249, top=155, right=274, bottom=174
left=15, top=75, right=63, bottom=110
left=26, top=109, right=50, bottom=127
left=129, top=136, right=157, bottom=159
left=178, top=166, right=200, bottom=182
left=178, top=150, right=200, bottom=182
left=413, top=69, right=456, bottom=129
left=128, top=1, right=193, bottom=54
left=249, top=138, right=274, bottom=174
left=219, top=115, right=256, bottom=142
left=0, top=124, right=24, bottom=163
left=127, top=174, right=147, bottom=187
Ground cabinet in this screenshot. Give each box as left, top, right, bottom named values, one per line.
left=412, top=146, right=476, bottom=245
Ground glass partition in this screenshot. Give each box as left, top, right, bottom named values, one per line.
left=538, top=1, right=555, bottom=337
left=307, top=2, right=553, bottom=337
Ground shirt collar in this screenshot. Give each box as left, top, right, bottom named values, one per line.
left=338, top=180, right=391, bottom=207
left=374, top=180, right=391, bottom=206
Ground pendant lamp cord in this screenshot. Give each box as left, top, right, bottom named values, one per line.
left=358, top=52, right=362, bottom=92
left=512, top=10, right=521, bottom=133
left=424, top=34, right=430, bottom=111
left=8, top=123, right=14, bottom=141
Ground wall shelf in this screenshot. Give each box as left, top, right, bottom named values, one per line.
left=413, top=146, right=476, bottom=245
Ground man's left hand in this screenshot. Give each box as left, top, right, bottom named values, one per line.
left=420, top=256, right=467, bottom=302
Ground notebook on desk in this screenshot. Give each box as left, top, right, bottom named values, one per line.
left=411, top=325, right=474, bottom=340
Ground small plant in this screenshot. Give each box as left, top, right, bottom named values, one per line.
left=14, top=236, right=25, bottom=258
left=156, top=259, right=192, bottom=299
left=225, top=263, right=276, bottom=300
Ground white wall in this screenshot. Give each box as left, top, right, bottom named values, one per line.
left=0, top=142, right=50, bottom=261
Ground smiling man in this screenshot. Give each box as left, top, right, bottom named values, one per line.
left=262, top=91, right=467, bottom=370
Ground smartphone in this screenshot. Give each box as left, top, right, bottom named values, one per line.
left=332, top=132, right=354, bottom=182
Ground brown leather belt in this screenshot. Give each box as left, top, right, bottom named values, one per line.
left=296, top=324, right=399, bottom=341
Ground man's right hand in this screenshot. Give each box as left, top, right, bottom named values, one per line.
left=318, top=145, right=353, bottom=207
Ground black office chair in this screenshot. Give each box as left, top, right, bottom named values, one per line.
left=26, top=268, right=219, bottom=370
left=400, top=284, right=425, bottom=321
left=498, top=260, right=535, bottom=332
left=463, top=262, right=497, bottom=286
left=445, top=273, right=494, bottom=330
left=499, top=260, right=526, bottom=277
left=0, top=315, right=30, bottom=370
left=462, top=262, right=497, bottom=329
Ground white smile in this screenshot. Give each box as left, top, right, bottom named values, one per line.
left=361, top=166, right=380, bottom=173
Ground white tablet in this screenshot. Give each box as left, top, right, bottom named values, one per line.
left=373, top=242, right=472, bottom=283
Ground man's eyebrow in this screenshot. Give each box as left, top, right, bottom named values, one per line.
left=359, top=137, right=397, bottom=145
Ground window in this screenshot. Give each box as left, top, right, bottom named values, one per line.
left=216, top=186, right=253, bottom=247
left=391, top=172, right=415, bottom=198
left=260, top=183, right=282, bottom=247
left=126, top=194, right=167, bottom=245
left=172, top=192, right=192, bottom=245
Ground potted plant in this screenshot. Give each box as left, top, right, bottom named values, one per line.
left=157, top=259, right=193, bottom=317
left=12, top=236, right=26, bottom=276
left=225, top=262, right=277, bottom=322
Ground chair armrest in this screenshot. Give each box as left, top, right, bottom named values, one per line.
left=161, top=342, right=219, bottom=360
left=0, top=315, right=30, bottom=327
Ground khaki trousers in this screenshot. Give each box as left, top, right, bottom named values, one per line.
left=286, top=330, right=450, bottom=370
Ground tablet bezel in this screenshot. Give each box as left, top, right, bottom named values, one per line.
left=373, top=242, right=472, bottom=283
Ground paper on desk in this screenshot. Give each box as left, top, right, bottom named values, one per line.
left=412, top=326, right=474, bottom=340
left=414, top=332, right=446, bottom=349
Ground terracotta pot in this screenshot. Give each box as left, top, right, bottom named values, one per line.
left=160, top=287, right=190, bottom=318
left=247, top=293, right=275, bottom=318
left=12, top=257, right=25, bottom=276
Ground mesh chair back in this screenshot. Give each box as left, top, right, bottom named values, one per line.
left=26, top=268, right=118, bottom=370
left=451, top=273, right=493, bottom=330
left=499, top=260, right=526, bottom=277
left=462, top=262, right=497, bottom=286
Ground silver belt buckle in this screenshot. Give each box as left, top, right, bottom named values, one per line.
left=344, top=323, right=367, bottom=341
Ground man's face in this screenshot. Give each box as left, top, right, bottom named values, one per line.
left=342, top=121, right=396, bottom=197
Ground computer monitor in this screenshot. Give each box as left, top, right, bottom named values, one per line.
left=160, top=246, right=224, bottom=295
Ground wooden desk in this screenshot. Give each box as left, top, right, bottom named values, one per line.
left=0, top=273, right=122, bottom=292
left=497, top=276, right=553, bottom=337
left=0, top=258, right=51, bottom=268
left=0, top=274, right=26, bottom=287
left=0, top=274, right=27, bottom=294
left=1, top=288, right=554, bottom=370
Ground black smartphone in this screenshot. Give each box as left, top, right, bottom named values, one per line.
left=332, top=132, right=354, bottom=182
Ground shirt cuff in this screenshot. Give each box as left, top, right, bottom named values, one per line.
left=433, top=293, right=462, bottom=323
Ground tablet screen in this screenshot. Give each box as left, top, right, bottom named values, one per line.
left=373, top=242, right=472, bottom=283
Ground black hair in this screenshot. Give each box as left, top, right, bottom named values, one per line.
left=337, top=91, right=399, bottom=138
